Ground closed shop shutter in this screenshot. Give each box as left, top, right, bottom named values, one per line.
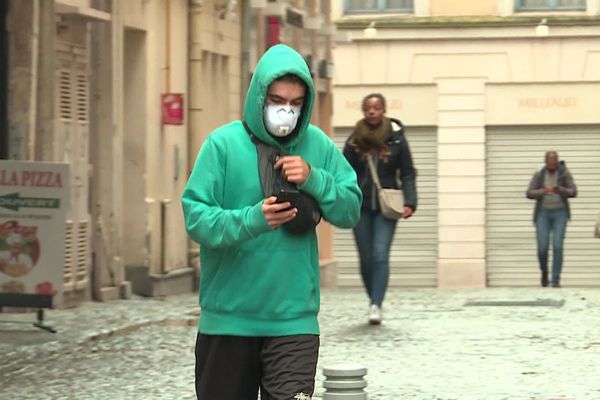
left=486, top=126, right=600, bottom=286
left=332, top=127, right=438, bottom=287
left=55, top=21, right=91, bottom=297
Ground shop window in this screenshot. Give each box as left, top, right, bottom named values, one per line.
left=345, top=0, right=413, bottom=14
left=516, top=0, right=586, bottom=11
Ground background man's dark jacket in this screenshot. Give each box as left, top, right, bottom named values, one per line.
left=526, top=162, right=577, bottom=222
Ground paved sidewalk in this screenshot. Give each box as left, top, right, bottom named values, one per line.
left=318, top=288, right=600, bottom=400
left=1, top=287, right=600, bottom=399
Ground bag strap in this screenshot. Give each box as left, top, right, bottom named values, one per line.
left=366, top=153, right=383, bottom=190
left=242, top=120, right=258, bottom=143
left=242, top=120, right=295, bottom=197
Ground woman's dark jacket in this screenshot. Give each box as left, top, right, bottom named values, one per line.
left=343, top=118, right=417, bottom=212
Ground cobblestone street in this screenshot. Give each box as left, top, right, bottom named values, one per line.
left=1, top=287, right=600, bottom=400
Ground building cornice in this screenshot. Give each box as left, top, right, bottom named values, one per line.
left=335, top=15, right=600, bottom=29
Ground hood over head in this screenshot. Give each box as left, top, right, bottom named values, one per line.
left=243, top=44, right=315, bottom=149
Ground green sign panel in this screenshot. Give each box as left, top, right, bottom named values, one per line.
left=0, top=192, right=60, bottom=212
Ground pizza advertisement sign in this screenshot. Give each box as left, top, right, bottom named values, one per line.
left=0, top=161, right=70, bottom=307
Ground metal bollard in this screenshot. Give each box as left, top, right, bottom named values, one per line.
left=322, top=364, right=368, bottom=399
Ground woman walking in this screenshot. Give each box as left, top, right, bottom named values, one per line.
left=343, top=93, right=417, bottom=325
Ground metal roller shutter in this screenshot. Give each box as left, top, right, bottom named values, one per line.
left=486, top=126, right=600, bottom=287
left=332, top=127, right=438, bottom=287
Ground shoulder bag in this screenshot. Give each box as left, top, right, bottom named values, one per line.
left=366, top=154, right=404, bottom=220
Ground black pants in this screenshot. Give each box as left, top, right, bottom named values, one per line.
left=195, top=333, right=319, bottom=400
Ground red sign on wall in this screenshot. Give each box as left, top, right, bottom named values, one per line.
left=161, top=93, right=184, bottom=125
left=266, top=16, right=281, bottom=48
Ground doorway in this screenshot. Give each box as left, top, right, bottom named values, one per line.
left=123, top=28, right=147, bottom=269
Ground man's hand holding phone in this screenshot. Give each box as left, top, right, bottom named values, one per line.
left=275, top=189, right=300, bottom=209
left=262, top=196, right=297, bottom=229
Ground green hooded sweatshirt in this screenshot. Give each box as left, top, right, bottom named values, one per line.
left=182, top=44, right=362, bottom=336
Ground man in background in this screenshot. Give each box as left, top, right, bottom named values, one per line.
left=526, top=151, right=577, bottom=288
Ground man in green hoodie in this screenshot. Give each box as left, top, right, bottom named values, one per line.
left=182, top=45, right=362, bottom=400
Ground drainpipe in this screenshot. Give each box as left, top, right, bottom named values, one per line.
left=159, top=0, right=172, bottom=275
left=160, top=198, right=172, bottom=274
left=28, top=0, right=40, bottom=160
left=165, top=0, right=171, bottom=93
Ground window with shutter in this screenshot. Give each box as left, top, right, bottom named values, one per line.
left=55, top=21, right=91, bottom=299
left=516, top=0, right=586, bottom=11
left=345, top=0, right=413, bottom=13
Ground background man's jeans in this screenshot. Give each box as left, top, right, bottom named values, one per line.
left=353, top=209, right=397, bottom=306
left=536, top=207, right=568, bottom=284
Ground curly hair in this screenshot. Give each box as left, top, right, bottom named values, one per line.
left=361, top=93, right=386, bottom=112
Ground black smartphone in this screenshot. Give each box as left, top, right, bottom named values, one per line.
left=275, top=189, right=300, bottom=210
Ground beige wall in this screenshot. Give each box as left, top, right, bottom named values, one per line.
left=333, top=85, right=437, bottom=127
left=333, top=28, right=600, bottom=287
left=126, top=0, right=189, bottom=274
left=123, top=29, right=147, bottom=269
left=188, top=0, right=242, bottom=162
left=121, top=0, right=146, bottom=30
left=187, top=0, right=243, bottom=273
left=332, top=0, right=600, bottom=19
left=164, top=0, right=189, bottom=273
left=89, top=0, right=190, bottom=285
left=334, top=36, right=600, bottom=85
left=486, top=82, right=600, bottom=125
left=331, top=0, right=498, bottom=18
left=589, top=0, right=600, bottom=15
left=56, top=0, right=91, bottom=8
left=430, top=0, right=497, bottom=16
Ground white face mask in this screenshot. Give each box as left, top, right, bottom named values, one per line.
left=263, top=104, right=302, bottom=137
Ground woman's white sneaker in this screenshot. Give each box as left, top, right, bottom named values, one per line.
left=368, top=304, right=382, bottom=325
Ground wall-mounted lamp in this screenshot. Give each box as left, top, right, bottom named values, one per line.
left=363, top=21, right=376, bottom=38
left=318, top=59, right=334, bottom=79
left=535, top=18, right=549, bottom=37
left=304, top=55, right=315, bottom=76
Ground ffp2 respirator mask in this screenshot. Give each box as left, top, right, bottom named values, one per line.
left=263, top=105, right=301, bottom=137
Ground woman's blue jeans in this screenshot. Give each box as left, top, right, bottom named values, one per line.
left=352, top=209, right=398, bottom=307
left=535, top=207, right=568, bottom=284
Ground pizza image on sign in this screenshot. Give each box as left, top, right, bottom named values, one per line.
left=0, top=220, right=41, bottom=278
